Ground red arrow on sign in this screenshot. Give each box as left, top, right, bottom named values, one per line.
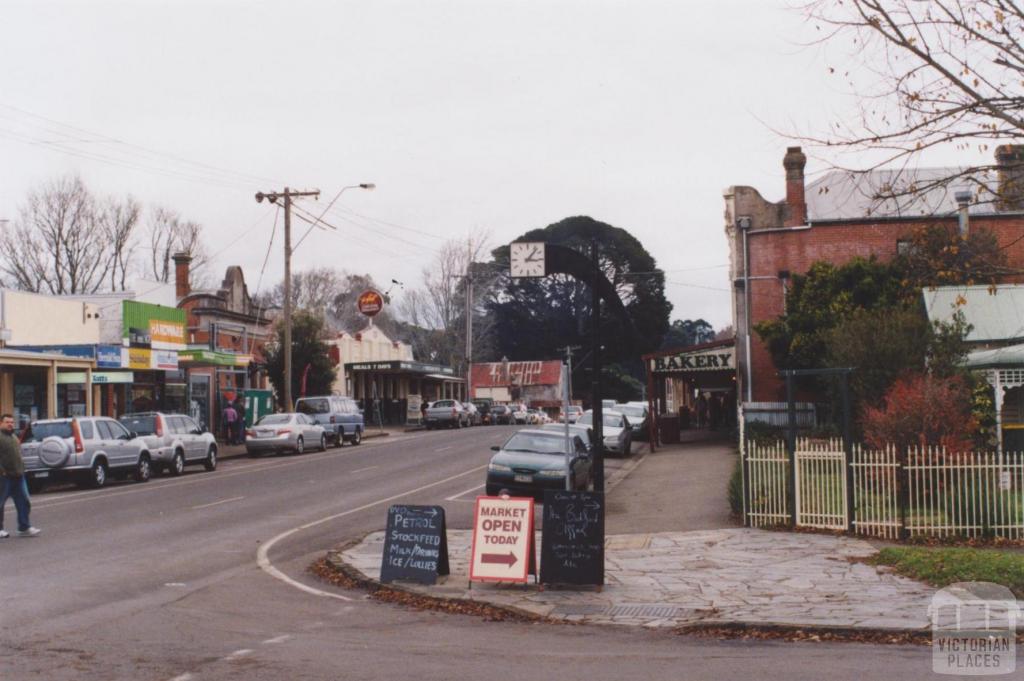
left=481, top=551, right=518, bottom=567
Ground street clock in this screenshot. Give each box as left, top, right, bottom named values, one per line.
left=509, top=242, right=546, bottom=278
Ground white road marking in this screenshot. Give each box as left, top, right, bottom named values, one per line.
left=351, top=466, right=378, bottom=474
left=31, top=438, right=392, bottom=510
left=433, top=445, right=453, bottom=452
left=191, top=495, right=245, bottom=510
left=262, top=634, right=292, bottom=645
left=164, top=582, right=187, bottom=587
left=445, top=483, right=484, bottom=501
left=223, top=649, right=253, bottom=661
left=169, top=674, right=193, bottom=681
left=256, top=464, right=488, bottom=601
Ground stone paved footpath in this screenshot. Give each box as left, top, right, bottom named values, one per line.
left=337, top=527, right=938, bottom=631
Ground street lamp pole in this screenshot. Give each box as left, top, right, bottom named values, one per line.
left=256, top=183, right=375, bottom=412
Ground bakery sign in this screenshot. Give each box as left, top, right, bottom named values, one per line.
left=650, top=346, right=735, bottom=373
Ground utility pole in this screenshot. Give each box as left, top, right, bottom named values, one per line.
left=255, top=187, right=320, bottom=412
left=590, top=241, right=604, bottom=492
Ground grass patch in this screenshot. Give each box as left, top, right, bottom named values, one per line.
left=868, top=546, right=1024, bottom=598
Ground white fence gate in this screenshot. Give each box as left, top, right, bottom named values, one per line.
left=794, top=439, right=847, bottom=530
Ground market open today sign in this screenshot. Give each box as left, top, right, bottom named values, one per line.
left=469, top=496, right=535, bottom=583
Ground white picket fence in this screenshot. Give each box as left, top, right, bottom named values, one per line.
left=743, top=438, right=1024, bottom=540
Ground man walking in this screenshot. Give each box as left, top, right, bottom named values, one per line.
left=0, top=413, right=40, bottom=538
left=222, top=403, right=239, bottom=445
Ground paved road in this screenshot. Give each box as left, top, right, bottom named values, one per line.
left=3, top=427, right=943, bottom=680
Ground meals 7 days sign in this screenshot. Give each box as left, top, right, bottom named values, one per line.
left=469, top=496, right=535, bottom=583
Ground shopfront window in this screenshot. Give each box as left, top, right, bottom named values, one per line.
left=13, top=368, right=47, bottom=428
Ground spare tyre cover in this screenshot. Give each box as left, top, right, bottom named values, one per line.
left=38, top=436, right=71, bottom=468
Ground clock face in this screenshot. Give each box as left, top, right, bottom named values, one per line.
left=509, top=242, right=545, bottom=278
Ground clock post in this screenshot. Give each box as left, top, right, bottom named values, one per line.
left=506, top=240, right=637, bottom=492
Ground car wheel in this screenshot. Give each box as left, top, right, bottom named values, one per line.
left=135, top=454, right=152, bottom=483
left=295, top=436, right=304, bottom=455
left=248, top=449, right=261, bottom=458
left=319, top=434, right=327, bottom=451
left=204, top=445, right=217, bottom=471
left=26, top=477, right=44, bottom=495
left=486, top=484, right=501, bottom=496
left=351, top=429, right=362, bottom=446
left=169, top=450, right=185, bottom=477
left=89, top=460, right=108, bottom=488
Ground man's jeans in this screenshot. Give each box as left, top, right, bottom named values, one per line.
left=1, top=475, right=31, bottom=532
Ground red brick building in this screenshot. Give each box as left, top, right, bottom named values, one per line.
left=173, top=253, right=273, bottom=432
left=725, top=145, right=1024, bottom=411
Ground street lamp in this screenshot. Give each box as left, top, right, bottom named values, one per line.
left=294, top=183, right=376, bottom=250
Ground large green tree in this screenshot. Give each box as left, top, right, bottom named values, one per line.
left=661, top=318, right=715, bottom=350
left=265, top=310, right=337, bottom=408
left=484, top=216, right=672, bottom=401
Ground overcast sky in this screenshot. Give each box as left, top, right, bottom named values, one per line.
left=0, top=1, right=955, bottom=331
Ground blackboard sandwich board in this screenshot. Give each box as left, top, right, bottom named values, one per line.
left=380, top=505, right=450, bottom=585
left=540, top=490, right=604, bottom=587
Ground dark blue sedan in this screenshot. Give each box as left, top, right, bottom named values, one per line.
left=485, top=429, right=592, bottom=498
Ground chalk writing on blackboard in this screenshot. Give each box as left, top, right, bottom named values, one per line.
left=540, top=490, right=604, bottom=586
left=381, top=505, right=450, bottom=585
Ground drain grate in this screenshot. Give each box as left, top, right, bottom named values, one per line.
left=552, top=604, right=686, bottom=619
left=605, top=605, right=683, bottom=619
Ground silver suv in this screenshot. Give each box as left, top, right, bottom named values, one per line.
left=119, top=412, right=218, bottom=476
left=22, top=417, right=154, bottom=491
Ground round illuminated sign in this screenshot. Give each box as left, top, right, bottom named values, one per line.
left=358, top=290, right=385, bottom=317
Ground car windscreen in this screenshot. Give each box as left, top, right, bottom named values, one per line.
left=501, top=433, right=568, bottom=455
left=577, top=412, right=624, bottom=428
left=256, top=414, right=292, bottom=426
left=24, top=422, right=73, bottom=442
left=619, top=406, right=645, bottom=419
left=120, top=415, right=157, bottom=435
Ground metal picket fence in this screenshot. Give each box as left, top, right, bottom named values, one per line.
left=742, top=438, right=1024, bottom=540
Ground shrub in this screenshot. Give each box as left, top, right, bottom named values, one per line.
left=861, top=373, right=978, bottom=452
left=727, top=457, right=744, bottom=519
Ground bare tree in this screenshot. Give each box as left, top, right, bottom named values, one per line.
left=800, top=0, right=1024, bottom=207
left=397, top=234, right=497, bottom=369
left=148, top=206, right=209, bottom=285
left=0, top=175, right=112, bottom=294
left=97, top=195, right=142, bottom=291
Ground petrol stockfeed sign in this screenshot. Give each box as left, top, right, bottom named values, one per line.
left=469, top=496, right=535, bottom=583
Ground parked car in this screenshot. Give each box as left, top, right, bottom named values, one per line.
left=525, top=408, right=545, bottom=425
left=577, top=410, right=633, bottom=456
left=294, top=395, right=365, bottom=446
left=511, top=404, right=528, bottom=425
left=119, top=412, right=218, bottom=476
left=486, top=428, right=592, bottom=497
left=462, top=402, right=483, bottom=426
left=21, top=417, right=155, bottom=490
left=423, top=399, right=469, bottom=429
left=246, top=413, right=327, bottom=456
left=539, top=422, right=594, bottom=452
left=559, top=405, right=584, bottom=424
left=489, top=404, right=513, bottom=425
left=471, top=399, right=494, bottom=425
left=616, top=403, right=650, bottom=440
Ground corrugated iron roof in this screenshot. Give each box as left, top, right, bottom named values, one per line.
left=923, top=285, right=1024, bottom=343
left=805, top=168, right=1008, bottom=222
left=965, top=342, right=1024, bottom=369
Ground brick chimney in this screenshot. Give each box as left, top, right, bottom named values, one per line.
left=996, top=144, right=1024, bottom=212
left=783, top=146, right=808, bottom=226
left=173, top=252, right=192, bottom=299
